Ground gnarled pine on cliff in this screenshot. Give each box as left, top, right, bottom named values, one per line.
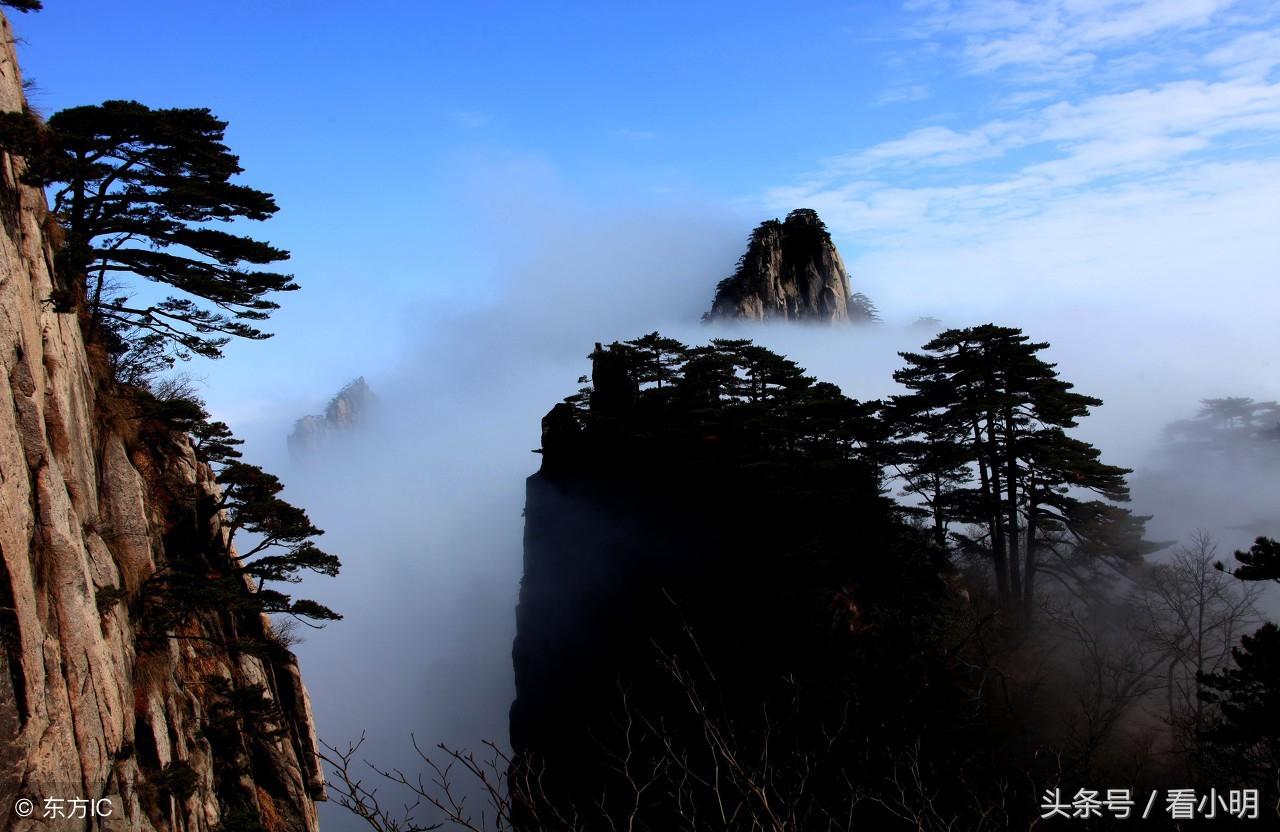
left=0, top=12, right=327, bottom=832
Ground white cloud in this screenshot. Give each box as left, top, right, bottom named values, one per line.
left=995, top=87, right=1060, bottom=108
left=827, top=124, right=1010, bottom=171
left=907, top=0, right=1250, bottom=78
left=776, top=65, right=1280, bottom=234
left=762, top=0, right=1280, bottom=332
left=1037, top=78, right=1280, bottom=143
left=844, top=156, right=1280, bottom=330
left=874, top=83, right=933, bottom=104
left=1206, top=29, right=1280, bottom=78
left=1070, top=0, right=1235, bottom=43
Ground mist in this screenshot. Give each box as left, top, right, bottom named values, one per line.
left=205, top=194, right=1276, bottom=827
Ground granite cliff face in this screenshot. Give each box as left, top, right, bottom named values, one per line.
left=287, top=377, right=374, bottom=458
left=704, top=208, right=855, bottom=323
left=0, top=15, right=323, bottom=831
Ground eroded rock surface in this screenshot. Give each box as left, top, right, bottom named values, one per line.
left=0, top=14, right=323, bottom=831
left=705, top=208, right=855, bottom=323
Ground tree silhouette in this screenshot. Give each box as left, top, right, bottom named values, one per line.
left=1197, top=537, right=1280, bottom=784
left=623, top=331, right=686, bottom=389
left=1223, top=537, right=1280, bottom=583
left=883, top=394, right=972, bottom=551
left=1198, top=622, right=1280, bottom=781
left=891, top=324, right=1153, bottom=615
left=848, top=291, right=881, bottom=323
left=137, top=397, right=342, bottom=630
left=215, top=460, right=341, bottom=623
left=0, top=100, right=294, bottom=361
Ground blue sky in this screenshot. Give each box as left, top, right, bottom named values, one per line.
left=9, top=0, right=1280, bottom=420
left=13, top=2, right=1278, bottom=776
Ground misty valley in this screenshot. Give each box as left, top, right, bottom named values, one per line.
left=1, top=3, right=1278, bottom=832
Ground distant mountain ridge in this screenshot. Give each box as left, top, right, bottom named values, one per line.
left=288, top=376, right=376, bottom=457
left=704, top=208, right=860, bottom=323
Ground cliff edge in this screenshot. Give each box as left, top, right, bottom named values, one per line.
left=0, top=13, right=323, bottom=831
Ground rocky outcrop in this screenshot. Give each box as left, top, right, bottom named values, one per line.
left=0, top=14, right=323, bottom=831
left=704, top=208, right=855, bottom=323
left=510, top=339, right=942, bottom=828
left=287, top=377, right=374, bottom=458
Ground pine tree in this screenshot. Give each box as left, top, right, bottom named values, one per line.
left=0, top=100, right=294, bottom=362
left=848, top=291, right=881, bottom=323
left=216, top=460, right=341, bottom=621
left=1198, top=524, right=1280, bottom=783
left=1198, top=539, right=1280, bottom=785
left=891, top=324, right=1151, bottom=615
left=137, top=398, right=342, bottom=630
left=1163, top=397, right=1280, bottom=464
left=1220, top=537, right=1280, bottom=586
left=883, top=395, right=972, bottom=551
left=623, top=332, right=687, bottom=389
left=1198, top=623, right=1280, bottom=780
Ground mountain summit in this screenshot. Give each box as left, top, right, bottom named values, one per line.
left=288, top=376, right=376, bottom=457
left=705, top=208, right=857, bottom=323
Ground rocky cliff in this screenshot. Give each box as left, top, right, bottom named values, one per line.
left=511, top=338, right=951, bottom=828
left=704, top=208, right=856, bottom=323
left=287, top=377, right=374, bottom=458
left=0, top=14, right=323, bottom=832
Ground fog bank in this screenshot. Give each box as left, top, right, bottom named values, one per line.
left=209, top=203, right=1275, bottom=828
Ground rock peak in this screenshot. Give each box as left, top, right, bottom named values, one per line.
left=288, top=376, right=376, bottom=457
left=704, top=208, right=855, bottom=323
left=324, top=376, right=374, bottom=425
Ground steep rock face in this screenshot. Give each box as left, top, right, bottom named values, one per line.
left=510, top=341, right=942, bottom=827
left=705, top=208, right=854, bottom=323
left=287, top=377, right=374, bottom=458
left=0, top=16, right=323, bottom=831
